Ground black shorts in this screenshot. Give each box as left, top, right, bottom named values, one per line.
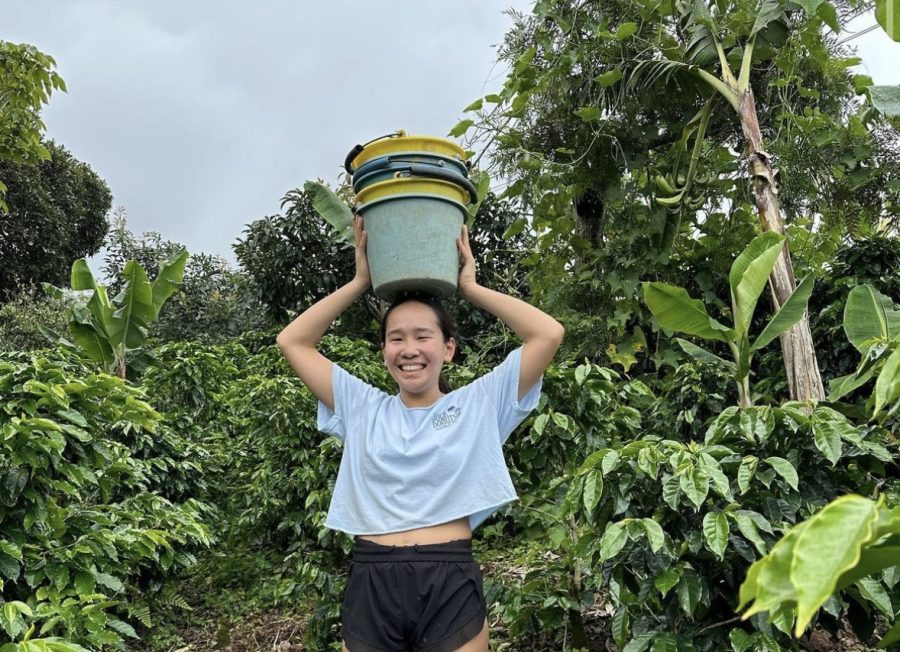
left=341, top=538, right=487, bottom=651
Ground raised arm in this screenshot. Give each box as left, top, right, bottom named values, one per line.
left=456, top=225, right=564, bottom=399
left=275, top=215, right=370, bottom=411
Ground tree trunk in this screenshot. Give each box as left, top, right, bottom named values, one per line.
left=737, top=90, right=825, bottom=403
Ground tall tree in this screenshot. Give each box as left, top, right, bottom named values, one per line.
left=0, top=140, right=112, bottom=300
left=460, top=0, right=900, bottom=402
left=0, top=40, right=66, bottom=212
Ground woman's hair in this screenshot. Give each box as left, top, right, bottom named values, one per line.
left=380, top=291, right=456, bottom=394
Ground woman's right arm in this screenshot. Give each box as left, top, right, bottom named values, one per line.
left=275, top=215, right=370, bottom=411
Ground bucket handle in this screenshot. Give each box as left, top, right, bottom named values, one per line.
left=344, top=131, right=406, bottom=174
left=407, top=164, right=479, bottom=204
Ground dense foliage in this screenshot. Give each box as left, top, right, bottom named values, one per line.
left=0, top=349, right=212, bottom=649
left=0, top=141, right=111, bottom=301
left=2, top=1, right=899, bottom=650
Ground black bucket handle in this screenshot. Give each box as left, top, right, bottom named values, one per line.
left=407, top=164, right=479, bottom=204
left=344, top=131, right=405, bottom=174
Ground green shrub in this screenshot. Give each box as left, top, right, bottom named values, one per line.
left=0, top=291, right=67, bottom=353
left=0, top=349, right=213, bottom=648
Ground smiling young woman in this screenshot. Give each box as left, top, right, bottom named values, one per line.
left=276, top=215, right=564, bottom=652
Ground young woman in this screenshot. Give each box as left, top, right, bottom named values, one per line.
left=276, top=215, right=564, bottom=651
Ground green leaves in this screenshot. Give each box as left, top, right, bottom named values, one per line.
left=448, top=119, right=474, bottom=137
left=833, top=284, right=900, bottom=418
left=751, top=274, right=815, bottom=351
left=576, top=106, right=602, bottom=122
left=46, top=253, right=187, bottom=379
left=644, top=233, right=814, bottom=408
left=643, top=282, right=732, bottom=341
left=594, top=69, right=623, bottom=87
left=702, top=511, right=729, bottom=559
left=874, top=1, right=899, bottom=42
left=811, top=419, right=843, bottom=465
left=739, top=495, right=900, bottom=637
left=764, top=457, right=798, bottom=491
left=0, top=352, right=212, bottom=649
left=0, top=41, right=67, bottom=212
left=151, top=248, right=189, bottom=320
left=843, top=284, right=900, bottom=350
left=729, top=232, right=785, bottom=338
left=303, top=180, right=354, bottom=242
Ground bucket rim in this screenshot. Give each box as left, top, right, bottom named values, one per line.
left=352, top=136, right=467, bottom=171
left=355, top=177, right=470, bottom=206
left=356, top=192, right=469, bottom=213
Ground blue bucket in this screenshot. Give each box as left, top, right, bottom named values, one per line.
left=356, top=193, right=466, bottom=300
left=353, top=152, right=468, bottom=182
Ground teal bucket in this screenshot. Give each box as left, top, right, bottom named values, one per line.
left=356, top=193, right=466, bottom=301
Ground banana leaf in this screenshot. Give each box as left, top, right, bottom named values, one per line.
left=751, top=274, right=815, bottom=351
left=729, top=232, right=785, bottom=338
left=643, top=282, right=733, bottom=342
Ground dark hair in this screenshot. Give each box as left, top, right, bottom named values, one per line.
left=380, top=291, right=456, bottom=394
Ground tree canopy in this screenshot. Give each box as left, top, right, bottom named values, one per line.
left=0, top=140, right=111, bottom=301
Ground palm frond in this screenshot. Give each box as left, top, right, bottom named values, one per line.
left=626, top=59, right=699, bottom=95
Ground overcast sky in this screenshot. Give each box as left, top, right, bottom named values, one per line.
left=4, top=1, right=899, bottom=271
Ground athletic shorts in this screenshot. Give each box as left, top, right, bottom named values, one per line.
left=340, top=538, right=487, bottom=651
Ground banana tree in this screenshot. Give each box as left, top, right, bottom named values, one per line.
left=738, top=494, right=900, bottom=643
left=42, top=249, right=188, bottom=380
left=643, top=231, right=814, bottom=407
left=829, top=283, right=900, bottom=420
left=621, top=0, right=834, bottom=405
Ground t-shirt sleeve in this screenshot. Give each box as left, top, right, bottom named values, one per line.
left=316, top=363, right=384, bottom=441
left=473, top=345, right=543, bottom=443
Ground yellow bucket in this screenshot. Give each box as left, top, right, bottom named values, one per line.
left=350, top=133, right=467, bottom=172
left=355, top=177, right=470, bottom=206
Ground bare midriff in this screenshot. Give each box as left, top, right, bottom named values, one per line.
left=357, top=517, right=472, bottom=546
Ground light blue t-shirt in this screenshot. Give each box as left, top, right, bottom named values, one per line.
left=317, top=346, right=542, bottom=535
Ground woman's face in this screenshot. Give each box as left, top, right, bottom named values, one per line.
left=382, top=301, right=455, bottom=405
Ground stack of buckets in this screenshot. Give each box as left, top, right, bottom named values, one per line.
left=346, top=131, right=477, bottom=301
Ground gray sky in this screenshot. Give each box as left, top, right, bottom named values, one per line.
left=4, top=1, right=899, bottom=270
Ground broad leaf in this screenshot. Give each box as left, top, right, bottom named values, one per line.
left=843, top=284, right=900, bottom=351
left=303, top=180, right=354, bottom=242
left=791, top=496, right=880, bottom=634
left=812, top=420, right=843, bottom=465
left=676, top=338, right=736, bottom=371
left=109, top=260, right=154, bottom=349
left=873, top=345, right=900, bottom=417
left=70, top=258, right=100, bottom=292
left=702, top=511, right=729, bottom=559
left=751, top=274, right=815, bottom=351
left=751, top=0, right=785, bottom=36
left=643, top=282, right=733, bottom=342
left=733, top=511, right=768, bottom=555
left=582, top=469, right=604, bottom=515
left=641, top=518, right=665, bottom=552
left=729, top=232, right=785, bottom=337
left=600, top=522, right=629, bottom=561
left=680, top=465, right=710, bottom=511
left=827, top=368, right=875, bottom=401
left=150, top=248, right=188, bottom=319
left=738, top=455, right=758, bottom=495
left=69, top=323, right=115, bottom=367
left=765, top=457, right=799, bottom=491
left=873, top=0, right=900, bottom=43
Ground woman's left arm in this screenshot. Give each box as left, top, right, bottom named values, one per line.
left=457, top=225, right=565, bottom=400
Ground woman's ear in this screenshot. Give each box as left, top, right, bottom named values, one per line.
left=443, top=336, right=457, bottom=363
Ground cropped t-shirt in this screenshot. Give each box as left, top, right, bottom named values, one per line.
left=316, top=346, right=542, bottom=535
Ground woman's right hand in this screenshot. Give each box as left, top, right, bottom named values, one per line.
left=352, top=214, right=371, bottom=287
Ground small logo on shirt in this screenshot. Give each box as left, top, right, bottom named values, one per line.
left=432, top=406, right=461, bottom=430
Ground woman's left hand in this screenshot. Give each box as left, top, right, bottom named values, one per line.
left=456, top=224, right=478, bottom=297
